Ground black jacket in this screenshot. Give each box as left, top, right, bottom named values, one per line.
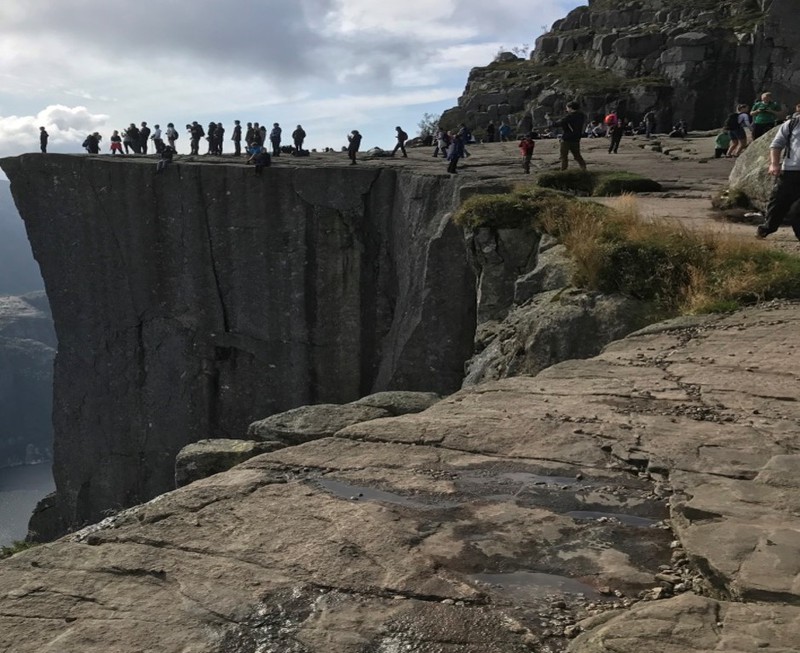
left=555, top=111, right=585, bottom=142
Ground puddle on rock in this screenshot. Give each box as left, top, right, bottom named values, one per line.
left=470, top=571, right=603, bottom=599
left=565, top=511, right=658, bottom=527
left=460, top=471, right=583, bottom=488
left=314, top=478, right=459, bottom=509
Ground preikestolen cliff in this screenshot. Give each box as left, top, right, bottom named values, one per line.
left=3, top=2, right=800, bottom=651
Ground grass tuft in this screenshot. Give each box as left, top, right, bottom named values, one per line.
left=537, top=170, right=662, bottom=196
left=451, top=188, right=800, bottom=317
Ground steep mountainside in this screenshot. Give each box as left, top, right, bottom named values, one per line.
left=442, top=0, right=799, bottom=136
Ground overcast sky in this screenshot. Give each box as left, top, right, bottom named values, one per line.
left=0, top=0, right=581, bottom=158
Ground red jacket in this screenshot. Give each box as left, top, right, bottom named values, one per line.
left=519, top=138, right=535, bottom=155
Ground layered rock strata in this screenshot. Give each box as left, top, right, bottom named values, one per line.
left=442, top=0, right=800, bottom=136
left=0, top=154, right=476, bottom=533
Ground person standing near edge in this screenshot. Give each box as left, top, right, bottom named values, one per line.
left=292, top=124, right=306, bottom=153
left=751, top=92, right=783, bottom=141
left=39, top=126, right=48, bottom=153
left=548, top=101, right=587, bottom=171
left=270, top=123, right=282, bottom=156
left=518, top=132, right=535, bottom=174
left=755, top=114, right=800, bottom=242
left=392, top=126, right=408, bottom=157
left=347, top=130, right=362, bottom=165
left=232, top=120, right=242, bottom=156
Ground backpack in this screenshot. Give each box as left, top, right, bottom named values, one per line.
left=172, top=130, right=178, bottom=140
left=725, top=112, right=739, bottom=131
left=782, top=117, right=799, bottom=159
left=398, top=130, right=408, bottom=141
left=604, top=114, right=617, bottom=127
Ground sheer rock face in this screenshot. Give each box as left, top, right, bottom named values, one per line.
left=441, top=0, right=800, bottom=136
left=0, top=154, right=476, bottom=532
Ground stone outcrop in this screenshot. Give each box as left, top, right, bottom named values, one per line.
left=0, top=291, right=55, bottom=467
left=2, top=301, right=799, bottom=652
left=441, top=0, right=800, bottom=137
left=728, top=121, right=782, bottom=210
left=174, top=438, right=284, bottom=487
left=0, top=154, right=477, bottom=533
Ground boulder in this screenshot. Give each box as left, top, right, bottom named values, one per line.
left=351, top=391, right=441, bottom=416
left=728, top=125, right=781, bottom=210
left=174, top=438, right=285, bottom=487
left=514, top=244, right=574, bottom=304
left=247, top=404, right=391, bottom=445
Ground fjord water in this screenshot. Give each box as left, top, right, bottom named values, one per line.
left=0, top=464, right=54, bottom=546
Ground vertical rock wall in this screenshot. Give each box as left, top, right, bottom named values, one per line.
left=0, top=155, right=476, bottom=533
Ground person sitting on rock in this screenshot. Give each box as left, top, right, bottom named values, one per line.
left=247, top=142, right=271, bottom=175
left=156, top=145, right=175, bottom=174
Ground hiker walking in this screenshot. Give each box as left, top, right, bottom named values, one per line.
left=392, top=126, right=408, bottom=157
left=755, top=115, right=800, bottom=242
left=518, top=133, right=535, bottom=174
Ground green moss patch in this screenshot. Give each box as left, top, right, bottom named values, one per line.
left=536, top=170, right=662, bottom=196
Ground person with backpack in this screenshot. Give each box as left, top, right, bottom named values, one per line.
left=292, top=124, right=306, bottom=153
left=347, top=129, right=362, bottom=165
left=547, top=101, right=587, bottom=171
left=392, top=126, right=408, bottom=157
left=166, top=123, right=178, bottom=150
left=190, top=121, right=204, bottom=155
left=755, top=115, right=800, bottom=242
left=725, top=104, right=750, bottom=157
left=518, top=133, right=535, bottom=174
left=82, top=132, right=101, bottom=154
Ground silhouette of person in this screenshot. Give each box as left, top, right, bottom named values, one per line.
left=39, top=126, right=48, bottom=153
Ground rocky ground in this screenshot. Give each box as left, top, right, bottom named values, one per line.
left=2, top=301, right=799, bottom=651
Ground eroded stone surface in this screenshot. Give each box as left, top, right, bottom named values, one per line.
left=3, top=301, right=799, bottom=651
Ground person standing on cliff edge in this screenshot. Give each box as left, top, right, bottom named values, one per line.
left=39, top=126, right=48, bottom=153
left=232, top=120, right=242, bottom=156
left=347, top=130, right=362, bottom=165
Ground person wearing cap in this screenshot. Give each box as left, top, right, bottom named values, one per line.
left=392, top=126, right=408, bottom=157
left=518, top=133, right=535, bottom=174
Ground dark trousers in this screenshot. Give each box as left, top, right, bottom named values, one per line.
left=270, top=138, right=280, bottom=156
left=560, top=140, right=586, bottom=170
left=348, top=148, right=357, bottom=164
left=759, top=171, right=800, bottom=239
left=392, top=141, right=407, bottom=157
left=294, top=139, right=303, bottom=152
left=447, top=155, right=460, bottom=173
left=234, top=140, right=241, bottom=156
left=522, top=153, right=533, bottom=174
left=153, top=138, right=164, bottom=154
left=609, top=130, right=623, bottom=153
left=191, top=138, right=200, bottom=155
left=752, top=123, right=776, bottom=141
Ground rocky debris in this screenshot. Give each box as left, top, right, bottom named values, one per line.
left=174, top=438, right=286, bottom=487
left=463, top=288, right=646, bottom=387
left=2, top=302, right=800, bottom=650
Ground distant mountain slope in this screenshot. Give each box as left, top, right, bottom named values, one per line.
left=0, top=181, right=43, bottom=295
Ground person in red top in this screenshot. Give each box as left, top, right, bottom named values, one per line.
left=519, top=133, right=535, bottom=174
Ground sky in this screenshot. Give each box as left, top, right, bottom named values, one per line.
left=0, top=0, right=582, bottom=158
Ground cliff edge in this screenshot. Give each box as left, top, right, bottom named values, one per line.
left=0, top=154, right=476, bottom=533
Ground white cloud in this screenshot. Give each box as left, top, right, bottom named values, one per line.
left=0, top=0, right=582, bottom=159
left=0, top=105, right=109, bottom=150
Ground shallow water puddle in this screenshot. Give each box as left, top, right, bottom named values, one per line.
left=315, top=478, right=458, bottom=509
left=565, top=510, right=658, bottom=527
left=469, top=571, right=603, bottom=599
